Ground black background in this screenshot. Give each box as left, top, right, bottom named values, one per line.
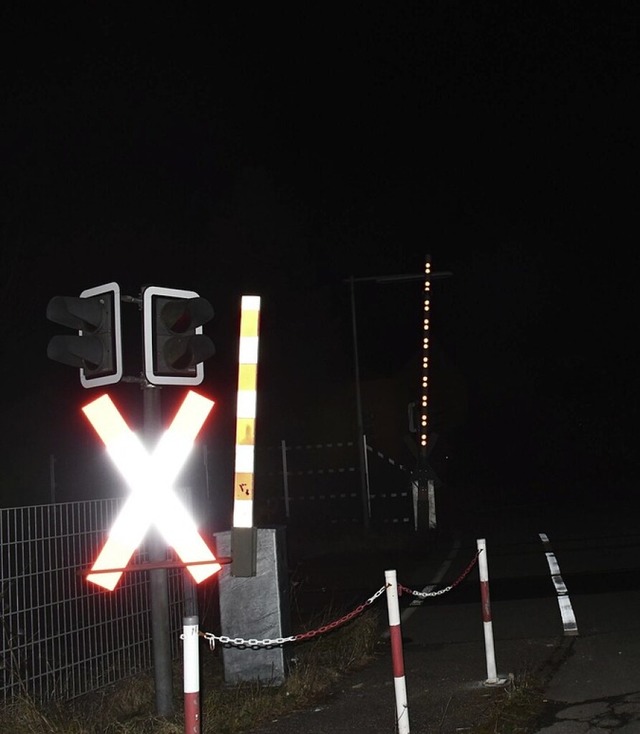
left=1, top=4, right=638, bottom=519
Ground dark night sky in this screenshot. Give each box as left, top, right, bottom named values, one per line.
left=1, top=4, right=639, bottom=512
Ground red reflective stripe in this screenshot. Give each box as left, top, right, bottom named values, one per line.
left=389, top=625, right=405, bottom=678
left=480, top=580, right=492, bottom=622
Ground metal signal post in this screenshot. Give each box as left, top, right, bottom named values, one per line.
left=47, top=282, right=218, bottom=718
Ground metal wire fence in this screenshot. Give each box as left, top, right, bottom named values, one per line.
left=0, top=499, right=183, bottom=703
left=255, top=439, right=414, bottom=527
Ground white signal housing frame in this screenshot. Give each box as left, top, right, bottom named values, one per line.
left=79, top=282, right=123, bottom=389
left=143, top=285, right=204, bottom=386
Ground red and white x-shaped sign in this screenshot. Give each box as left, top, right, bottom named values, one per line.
left=82, top=390, right=221, bottom=590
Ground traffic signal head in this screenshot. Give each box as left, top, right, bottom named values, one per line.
left=143, top=286, right=215, bottom=385
left=46, top=282, right=123, bottom=388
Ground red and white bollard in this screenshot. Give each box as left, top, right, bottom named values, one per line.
left=476, top=539, right=507, bottom=686
left=183, top=615, right=201, bottom=734
left=385, top=569, right=410, bottom=734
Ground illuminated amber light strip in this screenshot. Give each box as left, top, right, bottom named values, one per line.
left=233, top=296, right=261, bottom=528
left=421, top=257, right=431, bottom=450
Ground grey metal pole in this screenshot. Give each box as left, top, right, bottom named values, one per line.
left=143, top=383, right=174, bottom=716
left=182, top=486, right=198, bottom=618
left=348, top=276, right=370, bottom=530
left=281, top=439, right=290, bottom=519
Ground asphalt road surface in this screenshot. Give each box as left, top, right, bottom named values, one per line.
left=259, top=499, right=640, bottom=732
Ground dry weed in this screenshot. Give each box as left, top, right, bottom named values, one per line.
left=0, top=607, right=380, bottom=734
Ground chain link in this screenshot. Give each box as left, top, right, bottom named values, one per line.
left=197, top=549, right=480, bottom=649
left=200, top=584, right=387, bottom=649
left=399, top=548, right=481, bottom=599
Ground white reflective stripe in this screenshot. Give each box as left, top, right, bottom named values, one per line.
left=233, top=500, right=253, bottom=528
left=540, top=532, right=579, bottom=637
left=558, top=595, right=578, bottom=634
left=154, top=392, right=213, bottom=483
left=385, top=570, right=401, bottom=626
left=87, top=571, right=122, bottom=590
left=241, top=295, right=261, bottom=311
left=88, top=531, right=143, bottom=591
left=393, top=676, right=410, bottom=734
left=103, top=493, right=150, bottom=545
left=82, top=395, right=130, bottom=444
left=236, top=391, right=257, bottom=418
left=150, top=493, right=219, bottom=582
left=151, top=434, right=193, bottom=484
left=183, top=622, right=200, bottom=692
left=83, top=399, right=153, bottom=491
left=545, top=552, right=561, bottom=576
left=166, top=392, right=214, bottom=441
left=551, top=576, right=568, bottom=594
left=235, top=444, right=255, bottom=472
left=239, top=336, right=259, bottom=363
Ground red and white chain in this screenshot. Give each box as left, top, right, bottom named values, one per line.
left=201, top=584, right=387, bottom=651
left=199, top=549, right=481, bottom=651
left=399, top=548, right=481, bottom=599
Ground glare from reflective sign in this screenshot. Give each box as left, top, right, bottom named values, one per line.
left=82, top=391, right=220, bottom=590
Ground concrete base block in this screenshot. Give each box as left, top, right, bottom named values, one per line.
left=215, top=527, right=291, bottom=685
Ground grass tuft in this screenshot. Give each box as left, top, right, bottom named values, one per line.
left=470, top=670, right=547, bottom=734
left=0, top=608, right=381, bottom=734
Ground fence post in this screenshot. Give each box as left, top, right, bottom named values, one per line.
left=427, top=479, right=436, bottom=529
left=384, top=569, right=410, bottom=734
left=281, top=439, right=290, bottom=519
left=363, top=434, right=371, bottom=521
